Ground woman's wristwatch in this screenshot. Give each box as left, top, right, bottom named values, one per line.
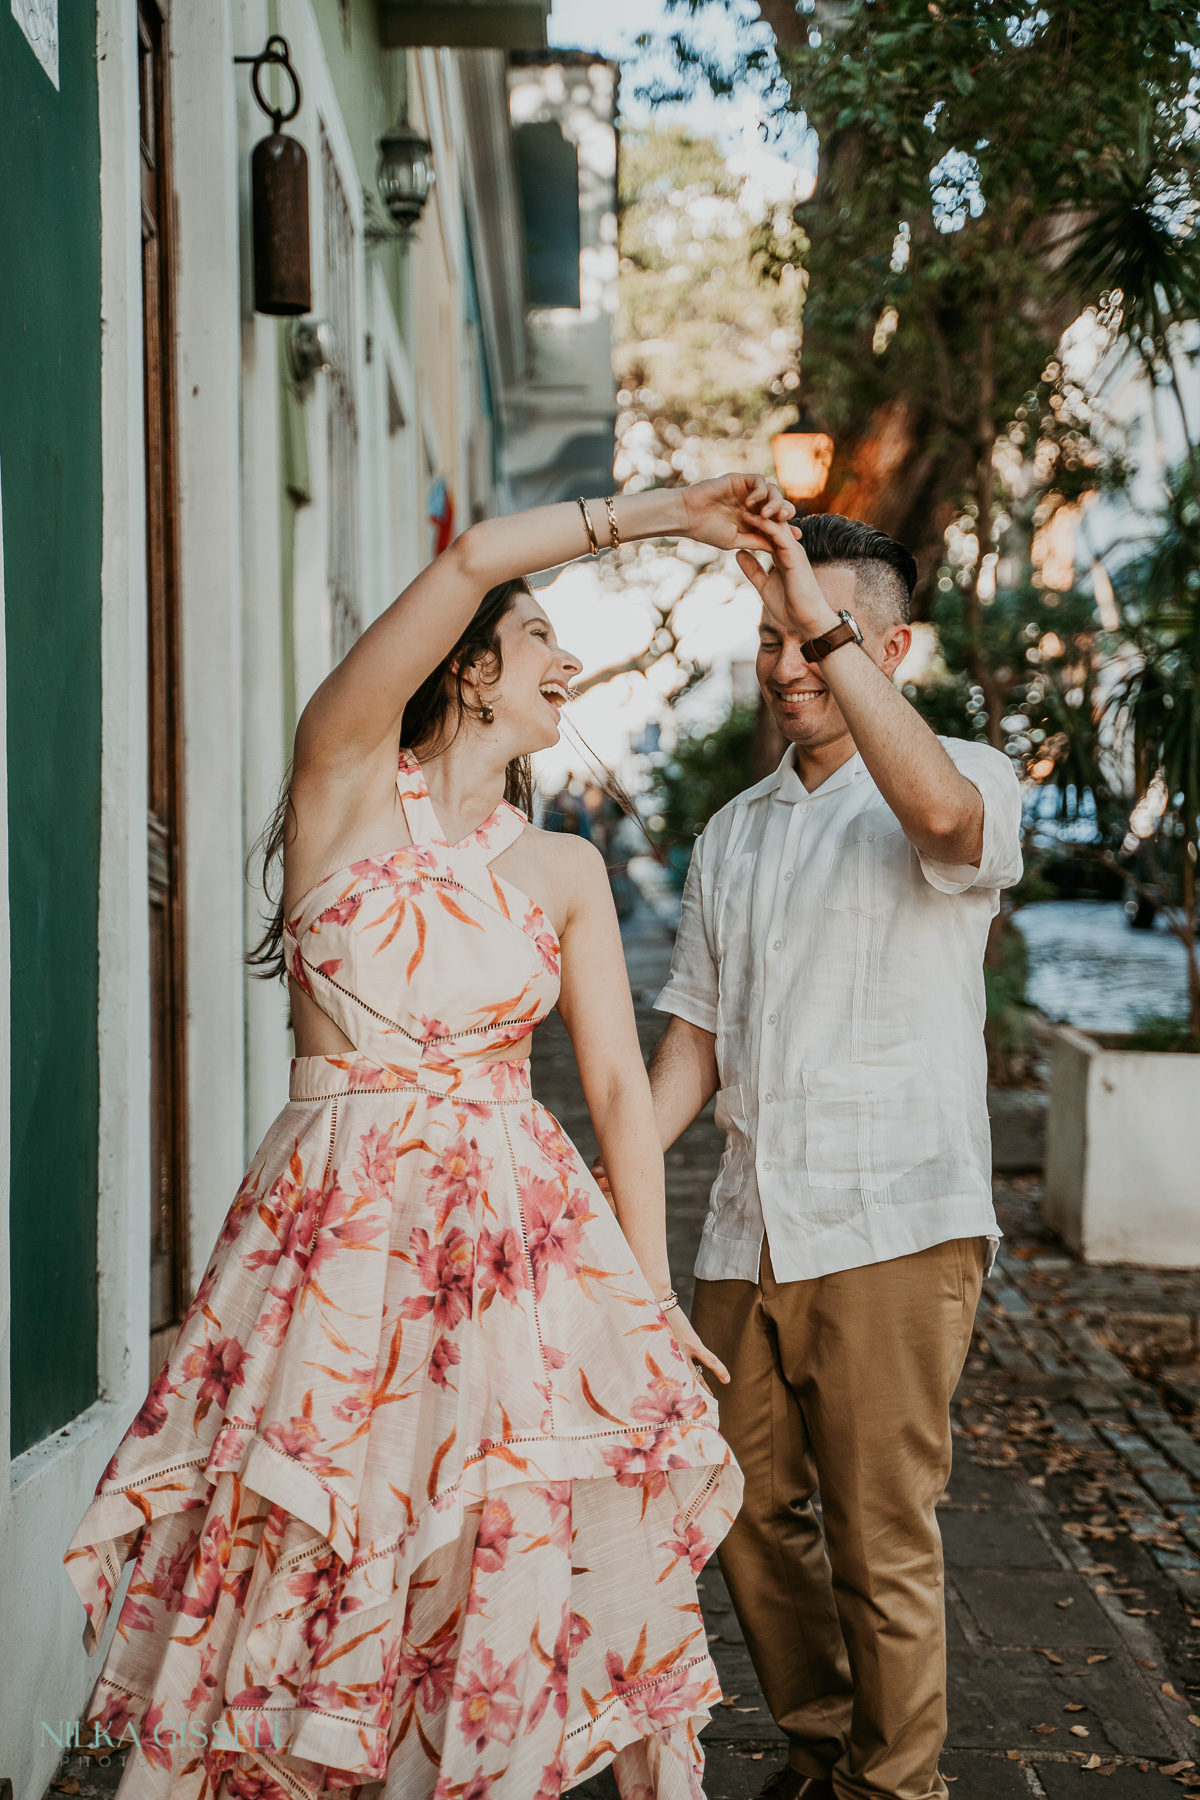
left=799, top=608, right=864, bottom=663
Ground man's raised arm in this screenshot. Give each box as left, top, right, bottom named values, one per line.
left=740, top=513, right=986, bottom=868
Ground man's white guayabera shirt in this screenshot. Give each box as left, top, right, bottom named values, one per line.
left=655, top=739, right=1024, bottom=1284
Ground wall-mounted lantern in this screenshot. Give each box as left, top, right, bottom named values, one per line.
left=235, top=36, right=311, bottom=316
left=771, top=406, right=835, bottom=504
left=375, top=111, right=435, bottom=237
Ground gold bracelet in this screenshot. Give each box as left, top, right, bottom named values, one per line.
left=659, top=1289, right=680, bottom=1314
left=577, top=496, right=599, bottom=556
left=604, top=494, right=620, bottom=553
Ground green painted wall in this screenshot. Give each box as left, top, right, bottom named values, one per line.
left=0, top=9, right=102, bottom=1453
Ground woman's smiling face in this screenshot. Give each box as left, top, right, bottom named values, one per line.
left=472, top=592, right=582, bottom=753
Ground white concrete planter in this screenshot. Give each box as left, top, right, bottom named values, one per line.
left=1044, top=1025, right=1200, bottom=1265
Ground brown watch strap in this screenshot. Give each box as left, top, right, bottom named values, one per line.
left=800, top=618, right=861, bottom=662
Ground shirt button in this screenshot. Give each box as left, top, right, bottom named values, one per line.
left=783, top=870, right=793, bottom=881
left=768, top=1013, right=777, bottom=1025
left=765, top=1092, right=774, bottom=1104
left=763, top=1160, right=773, bottom=1171
left=867, top=833, right=875, bottom=843
left=874, top=1205, right=883, bottom=1213
left=773, top=939, right=783, bottom=950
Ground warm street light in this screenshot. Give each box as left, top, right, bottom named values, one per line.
left=376, top=112, right=435, bottom=233
left=771, top=407, right=834, bottom=503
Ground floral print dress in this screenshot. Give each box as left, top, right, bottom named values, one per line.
left=65, top=752, right=742, bottom=1800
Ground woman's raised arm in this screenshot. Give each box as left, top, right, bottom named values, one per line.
left=292, top=475, right=793, bottom=783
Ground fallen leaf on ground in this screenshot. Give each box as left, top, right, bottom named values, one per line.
left=1071, top=1725, right=1091, bottom=1738
left=1140, top=1659, right=1158, bottom=1669
left=1083, top=1754, right=1102, bottom=1769
left=1006, top=1751, right=1023, bottom=1762
left=749, top=1753, right=763, bottom=1761
left=1065, top=1705, right=1085, bottom=1713
left=1086, top=1654, right=1110, bottom=1664
left=51, top=1783, right=80, bottom=1796
left=1031, top=1724, right=1056, bottom=1734
left=1127, top=1608, right=1160, bottom=1616
left=1162, top=1764, right=1195, bottom=1777
left=1164, top=1682, right=1187, bottom=1703
left=1030, top=1475, right=1046, bottom=1487
left=1189, top=1716, right=1200, bottom=1729
left=731, top=1707, right=760, bottom=1713
left=1037, top=1648, right=1065, bottom=1664
left=717, top=1696, right=742, bottom=1708
left=1057, top=1598, right=1076, bottom=1608
left=706, top=1633, right=722, bottom=1643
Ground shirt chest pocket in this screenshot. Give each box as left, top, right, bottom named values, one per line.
left=804, top=1041, right=938, bottom=1191
left=711, top=851, right=756, bottom=956
left=824, top=808, right=912, bottom=917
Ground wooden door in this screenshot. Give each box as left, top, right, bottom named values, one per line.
left=139, top=0, right=188, bottom=1374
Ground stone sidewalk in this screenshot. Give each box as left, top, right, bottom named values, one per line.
left=43, top=907, right=1200, bottom=1800
left=544, top=902, right=1200, bottom=1800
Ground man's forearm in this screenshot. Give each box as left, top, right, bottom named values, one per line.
left=647, top=1016, right=720, bottom=1150
left=821, top=644, right=984, bottom=865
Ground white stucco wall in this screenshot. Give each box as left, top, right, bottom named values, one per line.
left=172, top=0, right=250, bottom=1271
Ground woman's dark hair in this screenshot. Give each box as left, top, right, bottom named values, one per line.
left=247, top=578, right=534, bottom=983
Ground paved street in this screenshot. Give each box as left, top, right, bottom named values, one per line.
left=44, top=903, right=1200, bottom=1800
left=546, top=903, right=1200, bottom=1800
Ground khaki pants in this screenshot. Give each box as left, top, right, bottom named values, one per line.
left=692, top=1236, right=984, bottom=1800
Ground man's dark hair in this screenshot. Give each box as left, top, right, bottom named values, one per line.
left=797, top=513, right=918, bottom=626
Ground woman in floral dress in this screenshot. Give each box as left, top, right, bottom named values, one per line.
left=65, top=476, right=793, bottom=1800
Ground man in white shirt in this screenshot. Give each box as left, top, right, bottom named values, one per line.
left=647, top=508, right=1023, bottom=1800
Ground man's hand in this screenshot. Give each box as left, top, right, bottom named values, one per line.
left=736, top=511, right=842, bottom=642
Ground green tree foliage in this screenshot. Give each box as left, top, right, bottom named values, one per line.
left=649, top=1, right=1200, bottom=743
left=645, top=704, right=760, bottom=847
left=615, top=126, right=808, bottom=490
left=909, top=577, right=1111, bottom=821
left=1106, top=470, right=1200, bottom=1037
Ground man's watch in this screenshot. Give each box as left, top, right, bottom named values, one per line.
left=800, top=609, right=865, bottom=663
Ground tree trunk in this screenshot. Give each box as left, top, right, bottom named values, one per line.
left=756, top=0, right=808, bottom=49
left=1151, top=298, right=1200, bottom=498
left=964, top=302, right=1005, bottom=747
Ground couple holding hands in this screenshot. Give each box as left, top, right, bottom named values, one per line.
left=64, top=476, right=1020, bottom=1800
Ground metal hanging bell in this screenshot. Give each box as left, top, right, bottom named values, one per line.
left=237, top=36, right=312, bottom=317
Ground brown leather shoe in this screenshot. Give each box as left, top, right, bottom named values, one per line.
left=757, top=1771, right=835, bottom=1800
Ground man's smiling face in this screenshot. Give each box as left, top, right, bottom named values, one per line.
left=753, top=558, right=915, bottom=755
left=755, top=564, right=863, bottom=749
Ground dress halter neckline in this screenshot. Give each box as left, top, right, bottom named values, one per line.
left=396, top=749, right=525, bottom=860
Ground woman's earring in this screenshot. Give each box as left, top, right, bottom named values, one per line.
left=481, top=703, right=495, bottom=725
